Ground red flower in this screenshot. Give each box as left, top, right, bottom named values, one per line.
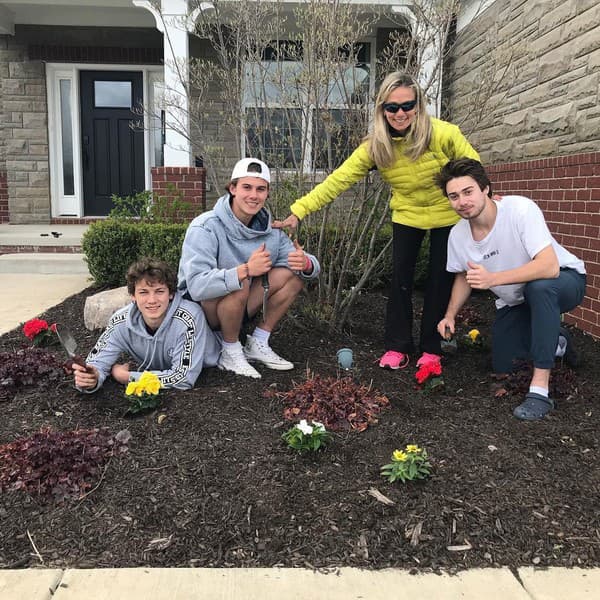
left=50, top=323, right=57, bottom=333
left=23, top=318, right=49, bottom=340
left=415, top=362, right=442, bottom=385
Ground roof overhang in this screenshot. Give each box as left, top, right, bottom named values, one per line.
left=0, top=0, right=413, bottom=34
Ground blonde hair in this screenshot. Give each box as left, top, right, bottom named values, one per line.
left=367, top=72, right=432, bottom=167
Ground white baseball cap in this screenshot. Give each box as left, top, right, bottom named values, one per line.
left=230, top=158, right=270, bottom=183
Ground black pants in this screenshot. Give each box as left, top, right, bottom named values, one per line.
left=384, top=223, right=455, bottom=355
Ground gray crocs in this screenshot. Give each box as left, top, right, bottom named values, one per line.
left=513, top=392, right=556, bottom=421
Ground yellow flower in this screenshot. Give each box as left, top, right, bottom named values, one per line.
left=144, top=379, right=161, bottom=395
left=125, top=381, right=139, bottom=396
left=138, top=371, right=157, bottom=385
left=405, top=444, right=421, bottom=454
left=392, top=449, right=408, bottom=462
left=468, top=329, right=480, bottom=342
left=137, top=371, right=162, bottom=395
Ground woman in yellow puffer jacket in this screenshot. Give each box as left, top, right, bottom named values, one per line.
left=274, top=72, right=479, bottom=371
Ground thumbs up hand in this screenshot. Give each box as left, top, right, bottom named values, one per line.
left=288, top=239, right=311, bottom=273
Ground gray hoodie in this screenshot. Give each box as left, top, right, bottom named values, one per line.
left=178, top=193, right=320, bottom=301
left=82, top=293, right=219, bottom=392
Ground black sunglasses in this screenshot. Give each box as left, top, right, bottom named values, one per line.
left=382, top=100, right=417, bottom=113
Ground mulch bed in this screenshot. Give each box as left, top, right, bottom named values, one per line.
left=1, top=287, right=599, bottom=572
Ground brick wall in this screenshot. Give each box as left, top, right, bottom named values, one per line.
left=488, top=152, right=600, bottom=338
left=0, top=172, right=7, bottom=223
left=151, top=167, right=206, bottom=222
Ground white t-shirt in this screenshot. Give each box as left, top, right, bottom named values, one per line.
left=447, top=196, right=586, bottom=309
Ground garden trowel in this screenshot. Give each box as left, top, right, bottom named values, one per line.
left=55, top=323, right=88, bottom=369
left=440, top=325, right=457, bottom=354
left=261, top=273, right=269, bottom=320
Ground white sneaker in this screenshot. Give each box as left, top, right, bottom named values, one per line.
left=218, top=344, right=261, bottom=379
left=244, top=335, right=294, bottom=371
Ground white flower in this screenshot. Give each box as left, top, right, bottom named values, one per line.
left=297, top=419, right=313, bottom=435
left=311, top=421, right=325, bottom=432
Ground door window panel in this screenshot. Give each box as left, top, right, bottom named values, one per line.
left=94, top=81, right=132, bottom=108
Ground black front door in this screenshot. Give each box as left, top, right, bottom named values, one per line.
left=80, top=71, right=145, bottom=215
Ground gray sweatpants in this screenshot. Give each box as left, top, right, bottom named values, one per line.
left=492, top=268, right=587, bottom=373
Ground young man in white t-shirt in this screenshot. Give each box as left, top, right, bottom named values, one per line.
left=435, top=158, right=586, bottom=421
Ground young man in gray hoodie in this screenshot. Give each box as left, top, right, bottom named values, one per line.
left=177, top=158, right=320, bottom=379
left=72, top=258, right=220, bottom=392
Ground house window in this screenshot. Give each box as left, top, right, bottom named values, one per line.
left=243, top=41, right=371, bottom=171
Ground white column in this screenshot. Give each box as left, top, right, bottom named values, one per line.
left=161, top=0, right=191, bottom=166
left=392, top=3, right=443, bottom=118
left=133, top=0, right=191, bottom=166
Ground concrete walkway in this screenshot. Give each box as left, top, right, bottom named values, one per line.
left=1, top=566, right=600, bottom=599
left=1, top=224, right=599, bottom=598
left=0, top=224, right=91, bottom=335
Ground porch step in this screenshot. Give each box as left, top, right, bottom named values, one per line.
left=0, top=224, right=89, bottom=250
left=0, top=253, right=89, bottom=275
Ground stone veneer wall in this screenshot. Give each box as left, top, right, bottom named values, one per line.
left=446, top=0, right=600, bottom=338
left=446, top=0, right=600, bottom=164
left=0, top=35, right=49, bottom=224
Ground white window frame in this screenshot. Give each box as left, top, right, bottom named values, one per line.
left=241, top=38, right=375, bottom=174
left=46, top=63, right=163, bottom=218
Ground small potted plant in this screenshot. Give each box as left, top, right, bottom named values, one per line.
left=415, top=362, right=443, bottom=392
left=125, top=371, right=163, bottom=414
left=381, top=444, right=432, bottom=483
left=282, top=419, right=332, bottom=453
left=22, top=318, right=58, bottom=347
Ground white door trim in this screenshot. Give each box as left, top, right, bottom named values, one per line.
left=46, top=62, right=163, bottom=218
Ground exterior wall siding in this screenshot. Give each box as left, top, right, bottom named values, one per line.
left=447, top=0, right=600, bottom=164
left=1, top=35, right=50, bottom=224
left=447, top=0, right=600, bottom=339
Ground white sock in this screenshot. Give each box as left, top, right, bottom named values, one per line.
left=555, top=335, right=567, bottom=357
left=252, top=327, right=270, bottom=343
left=529, top=385, right=549, bottom=398
left=222, top=340, right=242, bottom=351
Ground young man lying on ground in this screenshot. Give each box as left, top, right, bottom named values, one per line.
left=73, top=258, right=220, bottom=392
left=435, top=158, right=586, bottom=421
left=177, top=158, right=320, bottom=379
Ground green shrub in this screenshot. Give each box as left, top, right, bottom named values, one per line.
left=83, top=221, right=187, bottom=287
left=82, top=221, right=141, bottom=287
left=138, top=224, right=187, bottom=269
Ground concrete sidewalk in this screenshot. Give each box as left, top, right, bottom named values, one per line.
left=0, top=223, right=91, bottom=335
left=2, top=566, right=600, bottom=599
left=0, top=273, right=91, bottom=335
